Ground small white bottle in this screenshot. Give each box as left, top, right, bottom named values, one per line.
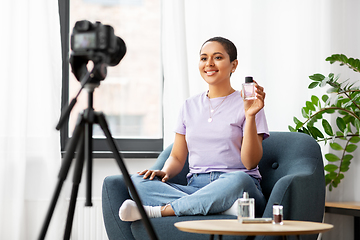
left=242, top=76, right=256, bottom=100
left=238, top=192, right=255, bottom=223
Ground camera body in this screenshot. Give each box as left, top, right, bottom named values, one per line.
left=69, top=20, right=126, bottom=82
left=71, top=21, right=116, bottom=55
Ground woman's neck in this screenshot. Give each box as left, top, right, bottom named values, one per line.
left=207, top=86, right=235, bottom=99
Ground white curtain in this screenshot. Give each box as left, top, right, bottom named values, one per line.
left=0, top=0, right=64, bottom=239
left=162, top=0, right=360, bottom=239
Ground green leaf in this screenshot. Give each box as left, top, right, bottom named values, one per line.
left=322, top=95, right=329, bottom=103
left=342, top=159, right=351, bottom=167
left=342, top=100, right=353, bottom=109
left=328, top=172, right=337, bottom=179
left=333, top=176, right=341, bottom=185
left=350, top=136, right=360, bottom=143
left=325, top=153, right=340, bottom=162
left=345, top=144, right=357, bottom=153
left=324, top=164, right=339, bottom=172
left=354, top=119, right=360, bottom=133
left=326, top=56, right=336, bottom=64
left=325, top=108, right=336, bottom=114
left=336, top=131, right=346, bottom=140
left=311, top=95, right=320, bottom=107
left=343, top=115, right=354, bottom=124
left=301, top=107, right=309, bottom=118
left=329, top=142, right=343, bottom=151
left=309, top=73, right=325, bottom=81
left=288, top=125, right=296, bottom=132
left=293, top=117, right=301, bottom=125
left=340, top=165, right=350, bottom=172
left=296, top=122, right=303, bottom=129
left=343, top=154, right=354, bottom=162
left=308, top=126, right=324, bottom=139
left=336, top=117, right=346, bottom=132
left=315, top=112, right=323, bottom=119
left=308, top=82, right=319, bottom=89
left=322, top=119, right=333, bottom=136
left=344, top=125, right=349, bottom=137
left=300, top=127, right=310, bottom=135
left=347, top=123, right=352, bottom=134
left=325, top=174, right=333, bottom=186
left=306, top=101, right=316, bottom=111
left=340, top=54, right=349, bottom=63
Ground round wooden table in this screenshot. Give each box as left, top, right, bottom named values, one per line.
left=174, top=219, right=333, bottom=240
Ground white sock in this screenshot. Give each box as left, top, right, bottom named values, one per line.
left=222, top=200, right=238, bottom=216
left=119, top=199, right=162, bottom=222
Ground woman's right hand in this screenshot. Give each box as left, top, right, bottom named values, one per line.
left=138, top=169, right=170, bottom=182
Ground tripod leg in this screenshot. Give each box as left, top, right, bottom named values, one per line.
left=96, top=112, right=158, bottom=240
left=85, top=120, right=93, bottom=207
left=38, top=116, right=85, bottom=240
left=64, top=130, right=85, bottom=240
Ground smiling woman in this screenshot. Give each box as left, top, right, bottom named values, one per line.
left=119, top=36, right=269, bottom=223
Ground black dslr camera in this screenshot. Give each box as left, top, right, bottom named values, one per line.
left=70, top=20, right=126, bottom=82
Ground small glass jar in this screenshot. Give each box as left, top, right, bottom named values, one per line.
left=272, top=204, right=283, bottom=225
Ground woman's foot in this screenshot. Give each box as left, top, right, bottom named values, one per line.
left=119, top=199, right=162, bottom=222
left=221, top=200, right=238, bottom=216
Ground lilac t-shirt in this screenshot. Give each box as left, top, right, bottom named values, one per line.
left=174, top=90, right=269, bottom=180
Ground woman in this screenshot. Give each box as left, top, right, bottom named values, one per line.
left=119, top=37, right=269, bottom=221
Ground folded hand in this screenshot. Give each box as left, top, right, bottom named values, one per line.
left=138, top=169, right=169, bottom=182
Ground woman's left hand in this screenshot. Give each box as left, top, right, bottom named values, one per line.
left=242, top=80, right=266, bottom=117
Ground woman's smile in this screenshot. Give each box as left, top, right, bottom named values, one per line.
left=205, top=70, right=218, bottom=76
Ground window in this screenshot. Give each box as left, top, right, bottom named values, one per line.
left=58, top=0, right=163, bottom=158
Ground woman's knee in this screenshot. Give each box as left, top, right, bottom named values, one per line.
left=221, top=171, right=253, bottom=185
left=220, top=172, right=259, bottom=194
left=131, top=174, right=143, bottom=185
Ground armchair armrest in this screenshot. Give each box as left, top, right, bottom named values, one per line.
left=262, top=158, right=325, bottom=223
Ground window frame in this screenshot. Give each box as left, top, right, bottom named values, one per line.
left=58, top=0, right=163, bottom=158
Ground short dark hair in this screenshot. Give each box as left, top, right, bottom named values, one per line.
left=201, top=37, right=237, bottom=62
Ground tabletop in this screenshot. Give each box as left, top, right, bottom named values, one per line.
left=174, top=219, right=333, bottom=236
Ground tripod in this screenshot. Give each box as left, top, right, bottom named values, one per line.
left=38, top=71, right=158, bottom=240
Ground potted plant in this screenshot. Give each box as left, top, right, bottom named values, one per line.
left=289, top=54, right=360, bottom=191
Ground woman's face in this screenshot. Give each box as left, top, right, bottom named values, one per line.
left=199, top=41, right=237, bottom=87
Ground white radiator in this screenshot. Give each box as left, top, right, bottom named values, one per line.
left=68, top=198, right=109, bottom=240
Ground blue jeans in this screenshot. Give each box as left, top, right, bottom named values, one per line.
left=130, top=171, right=266, bottom=217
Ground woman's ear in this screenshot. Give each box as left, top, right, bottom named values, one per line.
left=231, top=59, right=238, bottom=72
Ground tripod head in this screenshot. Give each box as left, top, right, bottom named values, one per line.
left=70, top=54, right=108, bottom=83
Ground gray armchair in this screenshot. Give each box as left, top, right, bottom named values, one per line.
left=102, top=132, right=325, bottom=240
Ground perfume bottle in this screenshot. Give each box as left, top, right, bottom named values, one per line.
left=238, top=192, right=255, bottom=223
left=242, top=76, right=256, bottom=100
left=272, top=203, right=283, bottom=225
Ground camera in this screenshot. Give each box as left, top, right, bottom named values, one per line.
left=70, top=20, right=126, bottom=82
